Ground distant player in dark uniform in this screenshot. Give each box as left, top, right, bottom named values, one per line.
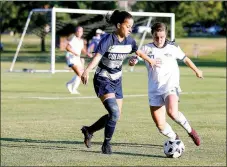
left=80, top=10, right=157, bottom=154
left=87, top=29, right=103, bottom=57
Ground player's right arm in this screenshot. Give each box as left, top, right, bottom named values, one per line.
left=81, top=53, right=102, bottom=85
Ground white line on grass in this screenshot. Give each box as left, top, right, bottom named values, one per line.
left=3, top=91, right=226, bottom=100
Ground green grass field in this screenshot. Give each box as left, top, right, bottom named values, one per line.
left=1, top=65, right=226, bottom=166
left=1, top=35, right=226, bottom=166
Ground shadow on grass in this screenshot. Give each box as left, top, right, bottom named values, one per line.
left=0, top=137, right=162, bottom=148
left=81, top=150, right=166, bottom=158
left=1, top=137, right=165, bottom=158
left=1, top=143, right=80, bottom=151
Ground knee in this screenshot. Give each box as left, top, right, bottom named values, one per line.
left=103, top=98, right=120, bottom=122
left=111, top=108, right=120, bottom=122
left=167, top=109, right=177, bottom=120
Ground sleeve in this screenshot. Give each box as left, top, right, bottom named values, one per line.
left=175, top=45, right=186, bottom=61
left=130, top=39, right=138, bottom=53
left=94, top=35, right=110, bottom=55
left=141, top=45, right=147, bottom=54
left=140, top=45, right=150, bottom=68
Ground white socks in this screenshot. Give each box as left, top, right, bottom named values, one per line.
left=72, top=76, right=81, bottom=92
left=160, top=123, right=177, bottom=141
left=159, top=112, right=192, bottom=140
left=67, top=75, right=81, bottom=94
left=174, top=111, right=192, bottom=133
left=67, top=75, right=77, bottom=85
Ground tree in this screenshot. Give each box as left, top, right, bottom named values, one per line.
left=0, top=1, right=20, bottom=33
left=174, top=1, right=223, bottom=27
left=131, top=1, right=179, bottom=13
left=131, top=1, right=225, bottom=37
left=218, top=1, right=227, bottom=33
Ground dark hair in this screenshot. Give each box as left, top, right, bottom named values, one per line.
left=105, top=10, right=133, bottom=28
left=151, top=22, right=167, bottom=35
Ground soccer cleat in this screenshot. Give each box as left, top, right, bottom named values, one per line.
left=188, top=128, right=201, bottom=146
left=66, top=82, right=73, bottom=93
left=101, top=142, right=112, bottom=154
left=81, top=126, right=93, bottom=148
left=71, top=90, right=80, bottom=94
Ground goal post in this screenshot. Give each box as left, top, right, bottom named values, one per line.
left=9, top=7, right=175, bottom=73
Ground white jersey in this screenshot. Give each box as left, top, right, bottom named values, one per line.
left=68, top=35, right=84, bottom=56
left=141, top=41, right=186, bottom=95
left=66, top=35, right=84, bottom=67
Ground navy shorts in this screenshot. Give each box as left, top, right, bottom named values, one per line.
left=93, top=75, right=123, bottom=99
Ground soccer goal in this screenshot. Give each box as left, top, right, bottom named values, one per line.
left=9, top=7, right=175, bottom=73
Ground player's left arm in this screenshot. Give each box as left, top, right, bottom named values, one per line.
left=183, top=57, right=203, bottom=79
left=175, top=43, right=203, bottom=79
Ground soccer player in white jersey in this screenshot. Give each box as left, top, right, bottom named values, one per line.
left=80, top=10, right=157, bottom=154
left=129, top=22, right=203, bottom=146
left=65, top=26, right=92, bottom=94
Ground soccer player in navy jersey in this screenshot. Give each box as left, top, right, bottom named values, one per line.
left=87, top=29, right=103, bottom=57
left=80, top=10, right=157, bottom=154
left=129, top=22, right=203, bottom=146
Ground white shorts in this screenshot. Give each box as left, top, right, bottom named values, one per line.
left=148, top=87, right=180, bottom=106
left=66, top=52, right=81, bottom=67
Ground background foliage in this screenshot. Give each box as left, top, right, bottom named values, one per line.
left=0, top=1, right=226, bottom=37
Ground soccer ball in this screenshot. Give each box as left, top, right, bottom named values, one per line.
left=164, top=139, right=185, bottom=158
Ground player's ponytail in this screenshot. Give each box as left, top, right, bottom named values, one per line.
left=105, top=10, right=133, bottom=28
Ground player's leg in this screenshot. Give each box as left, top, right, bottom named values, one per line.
left=149, top=94, right=178, bottom=140
left=82, top=93, right=120, bottom=154
left=66, top=54, right=82, bottom=94
left=100, top=77, right=123, bottom=154
left=116, top=99, right=123, bottom=119
left=150, top=106, right=178, bottom=140
left=81, top=77, right=121, bottom=153
left=71, top=58, right=84, bottom=93
left=115, top=79, right=123, bottom=119
left=65, top=53, right=74, bottom=93
left=81, top=93, right=116, bottom=150
left=70, top=63, right=83, bottom=94
left=164, top=89, right=200, bottom=146
left=101, top=93, right=120, bottom=154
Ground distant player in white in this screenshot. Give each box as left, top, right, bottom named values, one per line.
left=129, top=22, right=203, bottom=146
left=66, top=26, right=92, bottom=94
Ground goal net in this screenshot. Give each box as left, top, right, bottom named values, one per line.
left=9, top=7, right=175, bottom=73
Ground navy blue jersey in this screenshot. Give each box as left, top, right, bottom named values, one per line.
left=95, top=33, right=138, bottom=75
left=88, top=36, right=101, bottom=52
